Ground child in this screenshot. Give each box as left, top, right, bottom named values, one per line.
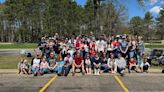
left=85, top=54, right=92, bottom=74
left=143, top=60, right=150, bottom=73
left=22, top=59, right=31, bottom=74
left=128, top=58, right=139, bottom=73
left=39, top=58, right=50, bottom=75
left=17, top=59, right=25, bottom=74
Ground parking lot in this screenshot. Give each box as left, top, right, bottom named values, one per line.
left=0, top=73, right=164, bottom=92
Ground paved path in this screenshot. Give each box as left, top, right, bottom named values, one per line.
left=0, top=49, right=34, bottom=55
left=1, top=73, right=164, bottom=92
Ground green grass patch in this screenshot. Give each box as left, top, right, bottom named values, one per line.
left=0, top=55, right=32, bottom=69
left=0, top=43, right=37, bottom=49
left=145, top=44, right=164, bottom=48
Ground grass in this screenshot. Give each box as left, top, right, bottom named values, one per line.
left=145, top=44, right=164, bottom=48
left=0, top=43, right=37, bottom=49
left=0, top=55, right=32, bottom=69
left=0, top=43, right=163, bottom=49
left=0, top=55, right=164, bottom=69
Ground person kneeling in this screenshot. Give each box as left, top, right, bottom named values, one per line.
left=72, top=53, right=85, bottom=76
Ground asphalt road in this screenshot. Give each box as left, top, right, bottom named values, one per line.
left=0, top=49, right=34, bottom=55
left=1, top=73, right=164, bottom=92
left=0, top=50, right=20, bottom=55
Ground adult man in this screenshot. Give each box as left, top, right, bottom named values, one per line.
left=72, top=53, right=85, bottom=76
left=115, top=53, right=126, bottom=76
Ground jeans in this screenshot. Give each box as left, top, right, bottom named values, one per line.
left=63, top=66, right=71, bottom=76
left=31, top=67, right=39, bottom=74
left=129, top=51, right=135, bottom=58
left=54, top=66, right=63, bottom=74
left=100, top=65, right=110, bottom=72
left=39, top=68, right=50, bottom=74
left=117, top=67, right=124, bottom=74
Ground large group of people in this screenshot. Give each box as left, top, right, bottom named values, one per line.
left=18, top=32, right=151, bottom=76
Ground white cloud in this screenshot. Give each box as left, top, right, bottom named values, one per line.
left=149, top=6, right=161, bottom=14
left=150, top=0, right=158, bottom=5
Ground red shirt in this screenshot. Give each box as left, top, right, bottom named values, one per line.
left=76, top=42, right=80, bottom=48
left=90, top=51, right=95, bottom=57
left=129, top=60, right=135, bottom=64
left=74, top=56, right=83, bottom=65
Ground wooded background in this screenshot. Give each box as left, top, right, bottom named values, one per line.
left=0, top=0, right=163, bottom=42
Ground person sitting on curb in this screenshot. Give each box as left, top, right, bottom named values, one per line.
left=85, top=54, right=92, bottom=74
left=39, top=57, right=50, bottom=75
left=72, top=53, right=85, bottom=76
left=107, top=53, right=116, bottom=73
left=93, top=54, right=102, bottom=75
left=18, top=58, right=25, bottom=74
left=143, top=59, right=150, bottom=73
left=31, top=53, right=41, bottom=76
left=115, top=53, right=126, bottom=76
left=63, top=53, right=73, bottom=76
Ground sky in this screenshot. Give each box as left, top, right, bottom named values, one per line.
left=0, top=0, right=163, bottom=19
left=75, top=0, right=164, bottom=19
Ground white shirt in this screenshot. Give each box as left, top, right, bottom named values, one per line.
left=85, top=58, right=91, bottom=65
left=32, top=58, right=40, bottom=68
left=115, top=57, right=126, bottom=68
left=107, top=58, right=115, bottom=68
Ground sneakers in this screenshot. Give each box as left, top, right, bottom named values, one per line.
left=120, top=73, right=124, bottom=77
left=34, top=73, right=37, bottom=76
left=82, top=72, right=85, bottom=75
left=72, top=72, right=75, bottom=76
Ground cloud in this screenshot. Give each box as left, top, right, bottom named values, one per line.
left=150, top=0, right=158, bottom=5
left=149, top=6, right=162, bottom=14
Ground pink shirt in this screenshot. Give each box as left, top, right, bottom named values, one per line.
left=40, top=62, right=49, bottom=69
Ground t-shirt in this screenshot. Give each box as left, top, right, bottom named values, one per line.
left=64, top=57, right=73, bottom=66
left=40, top=62, right=49, bottom=69
left=94, top=57, right=102, bottom=64
left=90, top=51, right=95, bottom=57
left=115, top=57, right=126, bottom=68
left=57, top=61, right=65, bottom=67
left=32, top=58, right=41, bottom=68
left=48, top=58, right=56, bottom=67
left=129, top=60, right=135, bottom=65
left=97, top=40, right=106, bottom=52
left=101, top=58, right=108, bottom=65
left=107, top=58, right=115, bottom=68
left=74, top=56, right=83, bottom=65
left=84, top=44, right=89, bottom=52
left=85, top=58, right=91, bottom=65
left=120, top=41, right=128, bottom=51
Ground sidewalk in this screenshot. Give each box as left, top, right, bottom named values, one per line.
left=0, top=69, right=17, bottom=74
left=0, top=68, right=162, bottom=74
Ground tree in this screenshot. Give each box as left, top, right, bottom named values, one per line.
left=129, top=16, right=143, bottom=35
left=144, top=12, right=153, bottom=41
left=156, top=6, right=164, bottom=40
